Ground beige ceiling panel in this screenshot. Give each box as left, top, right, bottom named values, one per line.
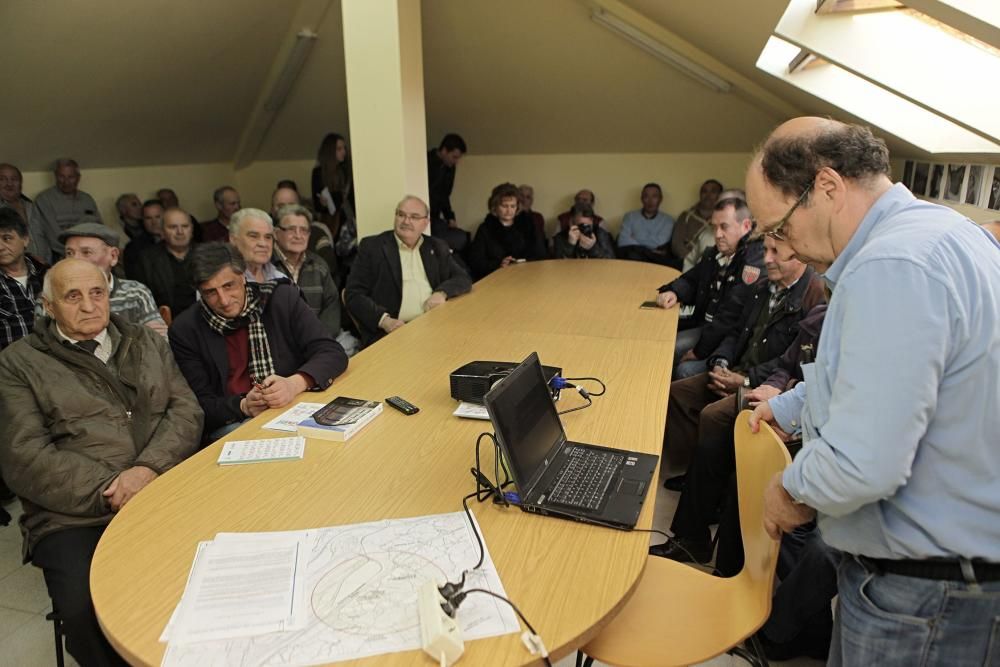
left=1, top=0, right=292, bottom=170
left=421, top=0, right=779, bottom=154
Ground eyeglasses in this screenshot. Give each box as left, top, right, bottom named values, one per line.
left=395, top=210, right=427, bottom=222
left=760, top=184, right=812, bottom=241
left=278, top=225, right=310, bottom=236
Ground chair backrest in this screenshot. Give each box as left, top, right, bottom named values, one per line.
left=733, top=409, right=792, bottom=593
left=158, top=305, right=172, bottom=325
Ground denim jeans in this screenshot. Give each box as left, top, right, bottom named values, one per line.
left=830, top=554, right=1000, bottom=666
left=673, top=326, right=706, bottom=379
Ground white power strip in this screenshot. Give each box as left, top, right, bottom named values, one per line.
left=418, top=581, right=464, bottom=666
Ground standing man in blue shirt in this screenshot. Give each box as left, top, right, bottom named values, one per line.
left=746, top=117, right=1000, bottom=666
left=618, top=183, right=678, bottom=267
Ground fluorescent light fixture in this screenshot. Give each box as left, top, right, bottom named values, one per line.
left=263, top=29, right=319, bottom=113
left=591, top=8, right=733, bottom=93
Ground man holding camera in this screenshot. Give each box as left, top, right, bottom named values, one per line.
left=552, top=204, right=614, bottom=259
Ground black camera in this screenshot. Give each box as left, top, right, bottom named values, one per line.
left=577, top=223, right=593, bottom=237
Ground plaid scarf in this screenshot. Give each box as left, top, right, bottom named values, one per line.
left=200, top=282, right=277, bottom=385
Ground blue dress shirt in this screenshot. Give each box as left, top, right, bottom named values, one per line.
left=770, top=184, right=1000, bottom=560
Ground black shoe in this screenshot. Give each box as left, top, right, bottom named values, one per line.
left=663, top=474, right=687, bottom=491
left=0, top=507, right=10, bottom=527
left=649, top=536, right=712, bottom=563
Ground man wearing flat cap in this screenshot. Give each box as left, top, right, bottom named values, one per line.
left=61, top=221, right=168, bottom=336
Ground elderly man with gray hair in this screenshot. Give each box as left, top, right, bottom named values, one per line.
left=228, top=207, right=289, bottom=284
left=34, top=159, right=103, bottom=256
left=0, top=258, right=202, bottom=667
left=272, top=204, right=341, bottom=336
left=345, top=195, right=471, bottom=347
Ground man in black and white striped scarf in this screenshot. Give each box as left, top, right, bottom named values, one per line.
left=199, top=280, right=276, bottom=385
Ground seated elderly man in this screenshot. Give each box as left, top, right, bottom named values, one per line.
left=170, top=243, right=348, bottom=440
left=229, top=207, right=289, bottom=284
left=345, top=195, right=472, bottom=347
left=552, top=203, right=614, bottom=259
left=137, top=207, right=198, bottom=319
left=61, top=222, right=168, bottom=336
left=0, top=258, right=203, bottom=667
left=0, top=208, right=47, bottom=351
left=271, top=204, right=341, bottom=336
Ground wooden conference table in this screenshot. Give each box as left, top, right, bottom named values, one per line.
left=91, top=259, right=679, bottom=666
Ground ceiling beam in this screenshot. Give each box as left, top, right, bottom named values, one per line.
left=233, top=0, right=334, bottom=170
left=903, top=0, right=1000, bottom=51
left=584, top=0, right=801, bottom=120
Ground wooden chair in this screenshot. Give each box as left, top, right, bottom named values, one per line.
left=579, top=411, right=792, bottom=667
left=158, top=305, right=172, bottom=326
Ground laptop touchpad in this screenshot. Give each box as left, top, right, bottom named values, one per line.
left=618, top=479, right=645, bottom=496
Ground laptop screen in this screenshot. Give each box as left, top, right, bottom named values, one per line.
left=484, top=352, right=565, bottom=492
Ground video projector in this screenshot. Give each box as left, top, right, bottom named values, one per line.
left=450, top=360, right=562, bottom=405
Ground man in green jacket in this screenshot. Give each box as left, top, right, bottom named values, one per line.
left=0, top=258, right=204, bottom=667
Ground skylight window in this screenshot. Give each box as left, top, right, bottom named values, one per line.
left=759, top=0, right=1000, bottom=156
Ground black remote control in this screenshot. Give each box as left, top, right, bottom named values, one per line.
left=385, top=396, right=419, bottom=415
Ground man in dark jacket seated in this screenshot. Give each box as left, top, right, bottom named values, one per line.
left=658, top=235, right=825, bottom=488
left=344, top=195, right=471, bottom=347
left=0, top=258, right=204, bottom=667
left=652, top=299, right=828, bottom=565
left=169, top=243, right=348, bottom=441
left=654, top=197, right=766, bottom=379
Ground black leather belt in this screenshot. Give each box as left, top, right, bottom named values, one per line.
left=860, top=556, right=1000, bottom=582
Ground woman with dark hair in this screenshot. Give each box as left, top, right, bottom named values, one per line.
left=467, top=182, right=546, bottom=280
left=310, top=133, right=357, bottom=284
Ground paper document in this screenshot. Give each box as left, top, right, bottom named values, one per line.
left=217, top=437, right=305, bottom=465
left=168, top=531, right=310, bottom=645
left=161, top=511, right=518, bottom=666
left=261, top=402, right=325, bottom=432
left=452, top=401, right=490, bottom=420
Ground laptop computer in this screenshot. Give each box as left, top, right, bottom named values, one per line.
left=483, top=352, right=659, bottom=529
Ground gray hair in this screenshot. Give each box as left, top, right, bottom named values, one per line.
left=229, top=207, right=273, bottom=237
left=275, top=204, right=313, bottom=226
left=115, top=193, right=138, bottom=214
left=41, top=270, right=54, bottom=301
left=395, top=195, right=429, bottom=217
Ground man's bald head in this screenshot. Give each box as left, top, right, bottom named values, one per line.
left=753, top=117, right=891, bottom=199
left=42, top=259, right=110, bottom=340
left=983, top=220, right=1000, bottom=243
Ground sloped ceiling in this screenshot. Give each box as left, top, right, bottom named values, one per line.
left=0, top=0, right=936, bottom=170
left=3, top=0, right=292, bottom=170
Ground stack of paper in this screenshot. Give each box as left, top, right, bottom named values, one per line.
left=161, top=512, right=520, bottom=666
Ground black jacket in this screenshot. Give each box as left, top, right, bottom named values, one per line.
left=659, top=233, right=766, bottom=358
left=708, top=267, right=827, bottom=386
left=136, top=244, right=196, bottom=316
left=762, top=304, right=828, bottom=391
left=168, top=283, right=348, bottom=434
left=552, top=226, right=615, bottom=259
left=468, top=214, right=547, bottom=280
left=344, top=231, right=472, bottom=346
left=122, top=232, right=158, bottom=284
left=427, top=150, right=456, bottom=223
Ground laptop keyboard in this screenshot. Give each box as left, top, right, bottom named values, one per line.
left=547, top=448, right=624, bottom=511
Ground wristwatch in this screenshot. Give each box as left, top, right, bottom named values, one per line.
left=743, top=376, right=751, bottom=388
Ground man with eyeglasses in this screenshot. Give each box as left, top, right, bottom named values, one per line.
left=169, top=242, right=348, bottom=441
left=655, top=196, right=766, bottom=380
left=345, top=195, right=472, bottom=347
left=272, top=204, right=341, bottom=337
left=747, top=118, right=1000, bottom=666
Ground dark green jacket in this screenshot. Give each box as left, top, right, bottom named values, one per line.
left=0, top=315, right=203, bottom=557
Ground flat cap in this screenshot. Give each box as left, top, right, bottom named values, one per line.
left=59, top=221, right=120, bottom=247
